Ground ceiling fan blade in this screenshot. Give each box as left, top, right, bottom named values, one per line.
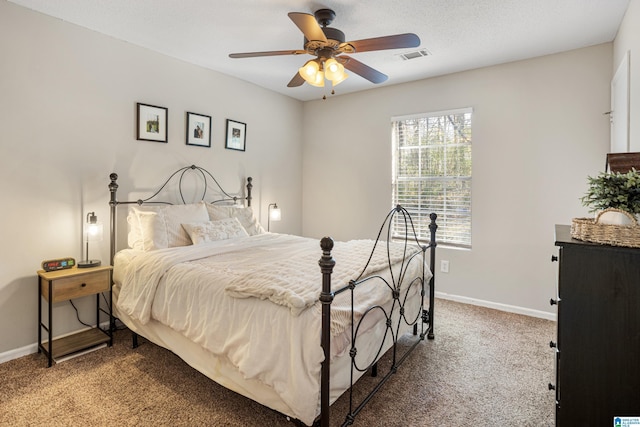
left=344, top=33, right=420, bottom=53
left=288, top=12, right=328, bottom=43
left=338, top=55, right=388, bottom=84
left=287, top=72, right=305, bottom=87
left=229, top=49, right=306, bottom=58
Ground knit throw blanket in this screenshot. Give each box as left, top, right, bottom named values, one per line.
left=225, top=238, right=422, bottom=334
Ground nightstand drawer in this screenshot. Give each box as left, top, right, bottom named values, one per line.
left=40, top=270, right=110, bottom=302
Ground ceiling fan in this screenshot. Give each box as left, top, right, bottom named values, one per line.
left=229, top=9, right=420, bottom=89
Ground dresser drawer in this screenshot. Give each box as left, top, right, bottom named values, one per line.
left=40, top=270, right=110, bottom=303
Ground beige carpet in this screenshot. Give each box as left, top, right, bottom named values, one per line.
left=0, top=299, right=556, bottom=426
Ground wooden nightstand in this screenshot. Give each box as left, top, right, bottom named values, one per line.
left=37, top=265, right=113, bottom=367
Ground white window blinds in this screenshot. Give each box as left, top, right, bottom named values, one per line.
left=391, top=108, right=472, bottom=248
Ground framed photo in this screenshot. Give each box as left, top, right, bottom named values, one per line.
left=225, top=119, right=246, bottom=151
left=186, top=112, right=211, bottom=147
left=137, top=103, right=168, bottom=143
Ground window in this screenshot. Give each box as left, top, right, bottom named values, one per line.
left=391, top=108, right=472, bottom=248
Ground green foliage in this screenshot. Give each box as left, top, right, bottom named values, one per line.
left=581, top=168, right=640, bottom=214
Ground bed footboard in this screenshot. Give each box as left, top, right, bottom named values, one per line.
left=317, top=206, right=437, bottom=427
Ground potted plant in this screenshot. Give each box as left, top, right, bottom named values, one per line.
left=581, top=168, right=640, bottom=225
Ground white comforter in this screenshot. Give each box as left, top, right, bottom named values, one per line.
left=114, top=233, right=428, bottom=425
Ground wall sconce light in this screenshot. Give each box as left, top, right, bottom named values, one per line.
left=78, top=212, right=103, bottom=268
left=268, top=203, right=281, bottom=232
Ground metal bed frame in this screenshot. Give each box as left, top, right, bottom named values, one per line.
left=108, top=165, right=437, bottom=427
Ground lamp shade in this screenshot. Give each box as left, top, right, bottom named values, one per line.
left=78, top=212, right=103, bottom=268
left=270, top=206, right=282, bottom=221
left=268, top=203, right=281, bottom=232
left=324, top=58, right=341, bottom=79
left=299, top=60, right=324, bottom=87
left=300, top=59, right=319, bottom=77
left=85, top=219, right=103, bottom=242
left=324, top=58, right=348, bottom=86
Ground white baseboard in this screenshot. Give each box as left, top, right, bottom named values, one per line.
left=0, top=343, right=38, bottom=364
left=435, top=291, right=557, bottom=321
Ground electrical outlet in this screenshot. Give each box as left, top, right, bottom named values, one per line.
left=440, top=260, right=450, bottom=273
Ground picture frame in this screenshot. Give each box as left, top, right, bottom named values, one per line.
left=137, top=103, right=168, bottom=143
left=186, top=112, right=211, bottom=147
left=225, top=119, right=246, bottom=151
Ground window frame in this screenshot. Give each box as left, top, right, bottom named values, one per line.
left=391, top=107, right=473, bottom=248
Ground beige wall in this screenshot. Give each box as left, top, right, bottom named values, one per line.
left=0, top=1, right=303, bottom=356
left=302, top=44, right=612, bottom=317
left=614, top=0, right=640, bottom=151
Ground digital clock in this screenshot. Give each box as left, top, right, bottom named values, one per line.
left=41, top=257, right=76, bottom=272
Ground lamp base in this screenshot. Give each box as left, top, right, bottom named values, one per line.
left=77, top=259, right=101, bottom=268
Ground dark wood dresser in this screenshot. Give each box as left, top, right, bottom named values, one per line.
left=552, top=225, right=640, bottom=425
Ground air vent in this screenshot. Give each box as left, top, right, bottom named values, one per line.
left=398, top=49, right=431, bottom=60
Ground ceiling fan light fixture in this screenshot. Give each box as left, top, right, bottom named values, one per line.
left=299, top=60, right=324, bottom=86
left=309, top=71, right=325, bottom=87
left=300, top=60, right=319, bottom=77
left=324, top=58, right=347, bottom=85
left=324, top=58, right=339, bottom=73
left=330, top=70, right=348, bottom=86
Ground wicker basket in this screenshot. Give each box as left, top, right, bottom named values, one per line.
left=571, top=208, right=640, bottom=248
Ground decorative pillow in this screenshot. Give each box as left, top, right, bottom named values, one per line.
left=205, top=204, right=265, bottom=236
left=182, top=218, right=249, bottom=244
left=132, top=202, right=209, bottom=250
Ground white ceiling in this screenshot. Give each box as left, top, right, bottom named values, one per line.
left=9, top=0, right=630, bottom=101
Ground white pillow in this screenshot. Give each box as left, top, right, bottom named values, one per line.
left=132, top=202, right=209, bottom=250
left=127, top=208, right=141, bottom=249
left=162, top=202, right=209, bottom=247
left=205, top=204, right=265, bottom=236
left=136, top=210, right=168, bottom=251
left=127, top=205, right=162, bottom=250
left=182, top=218, right=249, bottom=244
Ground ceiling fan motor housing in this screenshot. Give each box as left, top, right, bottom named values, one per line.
left=303, top=8, right=349, bottom=57
left=304, top=27, right=346, bottom=52
left=322, top=27, right=345, bottom=44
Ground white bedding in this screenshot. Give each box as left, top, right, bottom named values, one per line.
left=113, top=233, right=429, bottom=425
